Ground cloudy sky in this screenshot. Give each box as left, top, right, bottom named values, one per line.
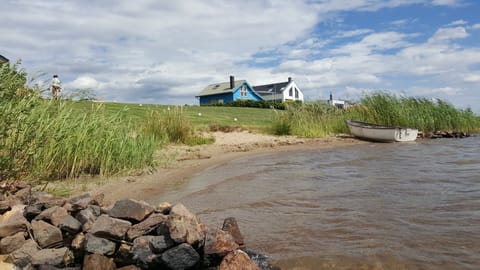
left=2, top=0, right=480, bottom=111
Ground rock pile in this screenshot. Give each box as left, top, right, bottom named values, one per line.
left=0, top=181, right=260, bottom=270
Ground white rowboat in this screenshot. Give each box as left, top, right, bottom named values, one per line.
left=346, top=120, right=418, bottom=142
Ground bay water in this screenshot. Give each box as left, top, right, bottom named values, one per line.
left=150, top=136, right=480, bottom=269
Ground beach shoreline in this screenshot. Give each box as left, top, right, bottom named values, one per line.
left=68, top=131, right=365, bottom=204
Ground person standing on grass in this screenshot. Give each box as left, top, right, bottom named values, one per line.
left=51, top=74, right=62, bottom=99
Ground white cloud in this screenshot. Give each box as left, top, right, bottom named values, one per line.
left=463, top=73, right=480, bottom=83
left=447, top=20, right=468, bottom=26
left=428, top=26, right=469, bottom=43
left=68, top=76, right=100, bottom=90
left=471, top=24, right=480, bottom=30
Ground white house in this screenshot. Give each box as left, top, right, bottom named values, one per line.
left=253, top=77, right=304, bottom=103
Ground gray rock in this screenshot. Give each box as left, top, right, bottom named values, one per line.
left=0, top=231, right=26, bottom=254
left=89, top=214, right=131, bottom=240
left=76, top=205, right=101, bottom=231
left=160, top=243, right=200, bottom=270
left=108, top=199, right=155, bottom=222
left=31, top=247, right=74, bottom=267
left=59, top=215, right=82, bottom=234
left=69, top=193, right=93, bottom=211
left=114, top=243, right=134, bottom=266
left=82, top=253, right=116, bottom=270
left=131, top=236, right=162, bottom=269
left=168, top=203, right=206, bottom=246
left=150, top=235, right=175, bottom=254
left=31, top=220, right=63, bottom=248
left=126, top=213, right=168, bottom=241
left=23, top=204, right=43, bottom=220
left=84, top=233, right=117, bottom=256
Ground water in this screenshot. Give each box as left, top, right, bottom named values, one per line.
left=149, top=137, right=480, bottom=269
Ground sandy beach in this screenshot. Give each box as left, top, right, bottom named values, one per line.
left=71, top=131, right=364, bottom=204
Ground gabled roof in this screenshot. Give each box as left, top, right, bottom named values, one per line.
left=196, top=80, right=246, bottom=97
left=253, top=81, right=290, bottom=95
left=0, top=55, right=9, bottom=64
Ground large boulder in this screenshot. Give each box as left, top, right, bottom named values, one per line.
left=160, top=243, right=200, bottom=270
left=107, top=199, right=155, bottom=222
left=89, top=214, right=131, bottom=240
left=31, top=220, right=63, bottom=248
left=168, top=203, right=206, bottom=246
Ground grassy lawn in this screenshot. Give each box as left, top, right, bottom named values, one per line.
left=70, top=101, right=278, bottom=132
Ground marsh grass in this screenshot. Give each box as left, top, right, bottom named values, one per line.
left=271, top=92, right=480, bottom=137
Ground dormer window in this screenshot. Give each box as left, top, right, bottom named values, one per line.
left=289, top=87, right=293, bottom=97
left=241, top=85, right=247, bottom=97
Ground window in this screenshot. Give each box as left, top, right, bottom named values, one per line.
left=295, top=88, right=299, bottom=98
left=289, top=87, right=293, bottom=96
left=241, top=85, right=247, bottom=97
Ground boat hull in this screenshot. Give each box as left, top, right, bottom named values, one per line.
left=347, top=120, right=418, bottom=142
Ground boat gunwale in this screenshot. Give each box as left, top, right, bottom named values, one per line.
left=346, top=119, right=414, bottom=130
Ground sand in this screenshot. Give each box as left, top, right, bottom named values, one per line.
left=67, top=131, right=364, bottom=205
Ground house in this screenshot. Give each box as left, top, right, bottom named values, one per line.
left=328, top=92, right=351, bottom=109
left=196, top=76, right=264, bottom=105
left=0, top=54, right=9, bottom=64
left=253, top=77, right=304, bottom=103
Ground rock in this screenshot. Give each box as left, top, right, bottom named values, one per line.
left=23, top=204, right=43, bottom=220
left=168, top=203, right=206, bottom=246
left=34, top=192, right=66, bottom=209
left=222, top=217, right=244, bottom=247
left=75, top=205, right=101, bottom=231
left=34, top=206, right=69, bottom=227
left=131, top=237, right=161, bottom=269
left=204, top=228, right=239, bottom=257
left=83, top=233, right=117, bottom=256
left=0, top=200, right=11, bottom=215
left=126, top=213, right=168, bottom=241
left=0, top=231, right=26, bottom=254
left=4, top=239, right=39, bottom=268
left=31, top=247, right=74, bottom=267
left=116, top=265, right=142, bottom=270
left=14, top=187, right=33, bottom=204
left=156, top=202, right=171, bottom=214
left=108, top=199, right=155, bottom=222
left=160, top=243, right=200, bottom=270
left=31, top=220, right=63, bottom=248
left=0, top=222, right=27, bottom=238
left=37, top=265, right=81, bottom=270
left=69, top=193, right=98, bottom=211
left=83, top=253, right=116, bottom=270
left=59, top=215, right=82, bottom=234
left=114, top=243, right=134, bottom=267
left=150, top=235, right=175, bottom=253
left=219, top=249, right=260, bottom=270
left=89, top=214, right=131, bottom=240
left=70, top=232, right=85, bottom=258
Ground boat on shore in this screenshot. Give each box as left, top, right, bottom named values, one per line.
left=346, top=120, right=418, bottom=142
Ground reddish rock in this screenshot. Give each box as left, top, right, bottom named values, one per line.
left=31, top=220, right=63, bottom=248
left=89, top=214, right=131, bottom=240
left=107, top=199, right=155, bottom=222
left=34, top=206, right=68, bottom=226
left=0, top=231, right=26, bottom=254
left=126, top=213, right=167, bottom=241
left=0, top=222, right=27, bottom=238
left=83, top=253, right=116, bottom=270
left=0, top=205, right=28, bottom=238
left=168, top=203, right=206, bottom=246
left=219, top=249, right=260, bottom=270
left=222, top=217, right=244, bottom=247
left=116, top=265, right=141, bottom=270
left=204, top=228, right=239, bottom=257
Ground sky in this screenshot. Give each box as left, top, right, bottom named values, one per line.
left=1, top=0, right=480, bottom=112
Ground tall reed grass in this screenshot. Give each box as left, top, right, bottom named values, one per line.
left=271, top=92, right=480, bottom=137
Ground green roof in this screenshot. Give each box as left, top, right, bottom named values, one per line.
left=196, top=80, right=246, bottom=97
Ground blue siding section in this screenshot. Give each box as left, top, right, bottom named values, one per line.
left=199, top=93, right=233, bottom=105
left=199, top=82, right=263, bottom=105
